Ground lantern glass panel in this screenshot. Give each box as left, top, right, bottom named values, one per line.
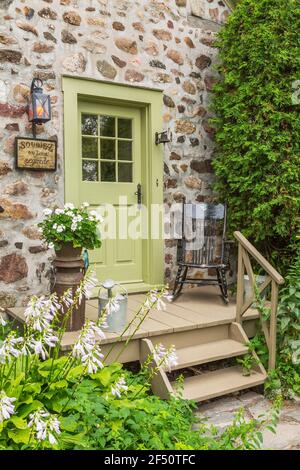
left=30, top=93, right=51, bottom=123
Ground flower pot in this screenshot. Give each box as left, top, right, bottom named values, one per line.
left=52, top=242, right=85, bottom=332
left=55, top=242, right=82, bottom=260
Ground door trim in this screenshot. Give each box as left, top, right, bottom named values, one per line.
left=62, top=76, right=164, bottom=292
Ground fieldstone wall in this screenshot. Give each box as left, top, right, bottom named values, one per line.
left=0, top=0, right=228, bottom=307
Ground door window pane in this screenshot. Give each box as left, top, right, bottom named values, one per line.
left=100, top=115, right=115, bottom=137
left=118, top=141, right=132, bottom=161
left=101, top=162, right=116, bottom=182
left=82, top=137, right=98, bottom=159
left=101, top=139, right=115, bottom=160
left=118, top=118, right=132, bottom=138
left=118, top=163, right=132, bottom=182
left=82, top=160, right=98, bottom=181
left=81, top=114, right=98, bottom=135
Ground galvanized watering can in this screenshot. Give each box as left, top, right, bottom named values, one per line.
left=98, top=279, right=128, bottom=333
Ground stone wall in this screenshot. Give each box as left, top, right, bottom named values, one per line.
left=0, top=0, right=228, bottom=307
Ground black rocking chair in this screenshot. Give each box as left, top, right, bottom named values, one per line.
left=172, top=202, right=231, bottom=304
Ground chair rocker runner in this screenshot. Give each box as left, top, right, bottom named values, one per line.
left=172, top=202, right=231, bottom=304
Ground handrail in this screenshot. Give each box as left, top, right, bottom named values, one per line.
left=234, top=232, right=284, bottom=285
left=234, top=231, right=284, bottom=370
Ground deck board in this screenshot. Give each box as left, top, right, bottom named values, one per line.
left=5, top=286, right=259, bottom=353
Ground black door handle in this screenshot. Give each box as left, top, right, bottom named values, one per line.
left=135, top=183, right=142, bottom=205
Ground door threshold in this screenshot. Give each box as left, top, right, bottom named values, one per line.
left=90, top=282, right=153, bottom=298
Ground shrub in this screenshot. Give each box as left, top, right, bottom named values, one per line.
left=212, top=0, right=300, bottom=272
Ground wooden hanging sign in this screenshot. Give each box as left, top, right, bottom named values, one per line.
left=15, top=137, right=57, bottom=171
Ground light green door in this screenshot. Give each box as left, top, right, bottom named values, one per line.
left=78, top=102, right=143, bottom=287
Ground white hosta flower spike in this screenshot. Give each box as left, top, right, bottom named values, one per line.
left=61, top=288, right=73, bottom=308
left=28, top=409, right=61, bottom=446
left=0, top=391, right=16, bottom=422
left=144, top=288, right=173, bottom=311
left=42, top=328, right=59, bottom=348
left=29, top=339, right=48, bottom=360
left=72, top=319, right=105, bottom=374
left=153, top=343, right=178, bottom=372
left=0, top=313, right=7, bottom=327
left=76, top=269, right=98, bottom=302
left=0, top=332, right=23, bottom=363
left=104, top=297, right=120, bottom=316
left=81, top=347, right=104, bottom=374
left=111, top=376, right=128, bottom=398
left=24, top=295, right=59, bottom=332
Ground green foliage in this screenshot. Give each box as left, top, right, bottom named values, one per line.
left=252, top=256, right=300, bottom=398
left=0, top=279, right=278, bottom=450
left=38, top=203, right=102, bottom=250
left=236, top=343, right=260, bottom=376
left=0, top=359, right=279, bottom=450
left=212, top=0, right=300, bottom=272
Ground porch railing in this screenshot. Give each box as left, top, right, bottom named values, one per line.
left=234, top=231, right=285, bottom=370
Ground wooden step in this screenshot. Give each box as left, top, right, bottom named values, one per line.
left=172, top=339, right=248, bottom=370
left=172, top=365, right=266, bottom=402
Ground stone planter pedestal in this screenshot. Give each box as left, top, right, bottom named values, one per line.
left=52, top=242, right=85, bottom=331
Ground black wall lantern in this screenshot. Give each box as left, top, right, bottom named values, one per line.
left=155, top=130, right=172, bottom=145
left=28, top=78, right=51, bottom=138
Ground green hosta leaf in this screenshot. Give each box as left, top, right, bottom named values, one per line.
left=67, top=365, right=84, bottom=380
left=23, top=382, right=42, bottom=394
left=8, top=427, right=31, bottom=444
left=60, top=415, right=79, bottom=432
left=50, top=398, right=67, bottom=413
left=18, top=396, right=34, bottom=406
left=49, top=379, right=68, bottom=390
left=6, top=373, right=25, bottom=397
left=10, top=416, right=28, bottom=430
left=18, top=400, right=43, bottom=418
left=93, top=368, right=111, bottom=387
left=60, top=432, right=89, bottom=448
left=38, top=369, right=51, bottom=378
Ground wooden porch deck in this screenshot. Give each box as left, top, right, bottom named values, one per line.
left=6, top=286, right=265, bottom=402
left=7, top=286, right=259, bottom=363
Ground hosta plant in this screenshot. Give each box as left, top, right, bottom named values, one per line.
left=38, top=202, right=102, bottom=250
left=0, top=273, right=279, bottom=450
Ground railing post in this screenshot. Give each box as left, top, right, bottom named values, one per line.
left=235, top=243, right=244, bottom=324
left=268, top=281, right=278, bottom=370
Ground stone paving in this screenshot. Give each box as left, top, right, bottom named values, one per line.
left=195, top=391, right=300, bottom=450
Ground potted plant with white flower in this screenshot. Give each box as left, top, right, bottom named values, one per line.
left=39, top=202, right=102, bottom=258
left=38, top=203, right=102, bottom=330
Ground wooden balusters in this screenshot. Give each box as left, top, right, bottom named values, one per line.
left=234, top=231, right=284, bottom=370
